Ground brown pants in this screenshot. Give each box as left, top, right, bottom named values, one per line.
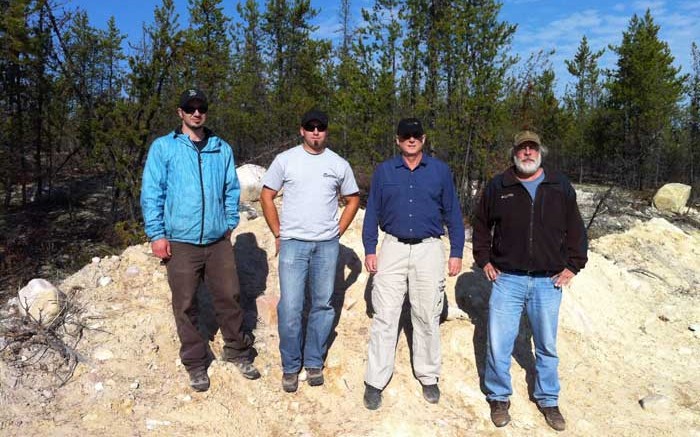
left=166, top=239, right=251, bottom=371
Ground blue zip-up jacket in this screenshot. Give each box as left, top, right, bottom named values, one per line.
left=141, top=128, right=240, bottom=245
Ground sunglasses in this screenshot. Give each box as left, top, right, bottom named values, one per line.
left=398, top=133, right=424, bottom=141
left=182, top=105, right=208, bottom=114
left=302, top=122, right=327, bottom=132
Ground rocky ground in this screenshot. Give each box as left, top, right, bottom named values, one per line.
left=1, top=196, right=699, bottom=436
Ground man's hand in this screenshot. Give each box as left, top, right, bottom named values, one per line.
left=151, top=238, right=171, bottom=260
left=275, top=236, right=281, bottom=256
left=447, top=257, right=462, bottom=277
left=364, top=254, right=377, bottom=273
left=551, top=268, right=575, bottom=287
left=483, top=262, right=500, bottom=281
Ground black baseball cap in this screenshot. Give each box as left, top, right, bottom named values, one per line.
left=396, top=118, right=424, bottom=137
left=301, top=110, right=329, bottom=128
left=179, top=88, right=208, bottom=108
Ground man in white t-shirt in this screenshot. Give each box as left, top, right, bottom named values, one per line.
left=260, top=110, right=360, bottom=393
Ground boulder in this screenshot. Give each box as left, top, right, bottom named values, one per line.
left=652, top=183, right=691, bottom=214
left=237, top=164, right=267, bottom=203
left=17, top=278, right=66, bottom=326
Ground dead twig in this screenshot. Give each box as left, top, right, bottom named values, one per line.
left=587, top=185, right=615, bottom=231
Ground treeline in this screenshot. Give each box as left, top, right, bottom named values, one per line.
left=1, top=0, right=699, bottom=225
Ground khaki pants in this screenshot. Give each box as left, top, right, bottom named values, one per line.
left=365, top=234, right=446, bottom=388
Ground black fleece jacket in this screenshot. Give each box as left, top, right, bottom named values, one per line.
left=472, top=166, right=588, bottom=274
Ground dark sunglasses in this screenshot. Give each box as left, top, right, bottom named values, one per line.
left=302, top=122, right=327, bottom=132
left=398, top=133, right=424, bottom=141
left=182, top=105, right=208, bottom=114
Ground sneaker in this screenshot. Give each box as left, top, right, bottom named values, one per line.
left=422, top=384, right=440, bottom=404
left=540, top=405, right=566, bottom=431
left=188, top=368, right=210, bottom=392
left=305, top=368, right=324, bottom=386
left=489, top=400, right=511, bottom=427
left=282, top=372, right=299, bottom=393
left=228, top=357, right=261, bottom=380
left=363, top=384, right=382, bottom=410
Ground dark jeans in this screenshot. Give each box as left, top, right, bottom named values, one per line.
left=166, top=239, right=252, bottom=371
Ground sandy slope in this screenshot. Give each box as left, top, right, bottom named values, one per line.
left=1, top=210, right=699, bottom=436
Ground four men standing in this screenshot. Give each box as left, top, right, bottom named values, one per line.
left=141, top=90, right=586, bottom=430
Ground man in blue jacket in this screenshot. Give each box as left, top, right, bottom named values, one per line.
left=141, top=88, right=260, bottom=392
left=362, top=118, right=465, bottom=410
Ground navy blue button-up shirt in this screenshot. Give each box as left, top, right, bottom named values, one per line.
left=362, top=154, right=465, bottom=258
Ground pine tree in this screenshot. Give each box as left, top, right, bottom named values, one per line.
left=607, top=10, right=686, bottom=189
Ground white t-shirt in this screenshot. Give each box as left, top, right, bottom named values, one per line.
left=262, top=145, right=359, bottom=241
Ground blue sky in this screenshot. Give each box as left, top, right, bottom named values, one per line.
left=68, top=0, right=700, bottom=96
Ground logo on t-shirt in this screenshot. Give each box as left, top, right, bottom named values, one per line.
left=322, top=172, right=337, bottom=179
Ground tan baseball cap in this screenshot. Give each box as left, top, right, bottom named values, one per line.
left=514, top=130, right=541, bottom=147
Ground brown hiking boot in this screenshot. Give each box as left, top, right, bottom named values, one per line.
left=489, top=400, right=511, bottom=427
left=305, top=368, right=324, bottom=386
left=282, top=372, right=299, bottom=393
left=188, top=368, right=210, bottom=392
left=540, top=406, right=566, bottom=431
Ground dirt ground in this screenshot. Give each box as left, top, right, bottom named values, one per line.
left=1, top=209, right=699, bottom=436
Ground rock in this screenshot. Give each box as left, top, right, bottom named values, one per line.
left=146, top=419, right=171, bottom=430
left=653, top=183, right=691, bottom=214
left=130, top=381, right=140, bottom=389
left=125, top=266, right=141, bottom=277
left=256, top=295, right=280, bottom=326
left=91, top=257, right=101, bottom=264
left=237, top=163, right=267, bottom=203
left=94, top=382, right=104, bottom=392
left=93, top=348, right=114, bottom=361
left=639, top=394, right=672, bottom=411
left=689, top=324, right=700, bottom=332
left=17, top=278, right=66, bottom=326
left=445, top=306, right=469, bottom=321
left=98, top=276, right=112, bottom=287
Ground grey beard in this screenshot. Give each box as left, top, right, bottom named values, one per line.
left=514, top=154, right=541, bottom=175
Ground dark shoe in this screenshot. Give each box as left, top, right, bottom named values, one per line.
left=422, top=384, right=440, bottom=404
left=489, top=400, right=511, bottom=427
left=305, top=367, right=324, bottom=386
left=363, top=384, right=382, bottom=410
left=540, top=406, right=566, bottom=431
left=228, top=357, right=261, bottom=380
left=188, top=368, right=210, bottom=392
left=282, top=372, right=299, bottom=393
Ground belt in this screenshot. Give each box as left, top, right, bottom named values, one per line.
left=504, top=269, right=559, bottom=277
left=397, top=237, right=428, bottom=245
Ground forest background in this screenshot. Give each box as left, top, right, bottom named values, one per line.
left=1, top=0, right=699, bottom=293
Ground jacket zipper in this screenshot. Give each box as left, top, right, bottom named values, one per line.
left=197, top=149, right=205, bottom=244
left=528, top=190, right=535, bottom=272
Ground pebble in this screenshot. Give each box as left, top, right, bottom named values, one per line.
left=130, top=380, right=140, bottom=389
left=94, top=382, right=104, bottom=392
left=181, top=395, right=192, bottom=402
left=146, top=419, right=171, bottom=430
left=98, top=276, right=112, bottom=287
left=125, top=266, right=141, bottom=277
left=639, top=394, right=671, bottom=411
left=689, top=324, right=700, bottom=332
left=91, top=257, right=101, bottom=264
left=93, top=348, right=114, bottom=361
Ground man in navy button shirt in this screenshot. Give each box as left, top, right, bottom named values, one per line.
left=361, top=118, right=465, bottom=410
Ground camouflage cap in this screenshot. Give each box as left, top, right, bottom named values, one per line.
left=514, top=130, right=541, bottom=148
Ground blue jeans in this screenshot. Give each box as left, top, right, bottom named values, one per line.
left=277, top=238, right=339, bottom=373
left=485, top=272, right=562, bottom=407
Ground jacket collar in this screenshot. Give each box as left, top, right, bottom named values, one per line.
left=172, top=127, right=218, bottom=149
left=392, top=153, right=429, bottom=169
